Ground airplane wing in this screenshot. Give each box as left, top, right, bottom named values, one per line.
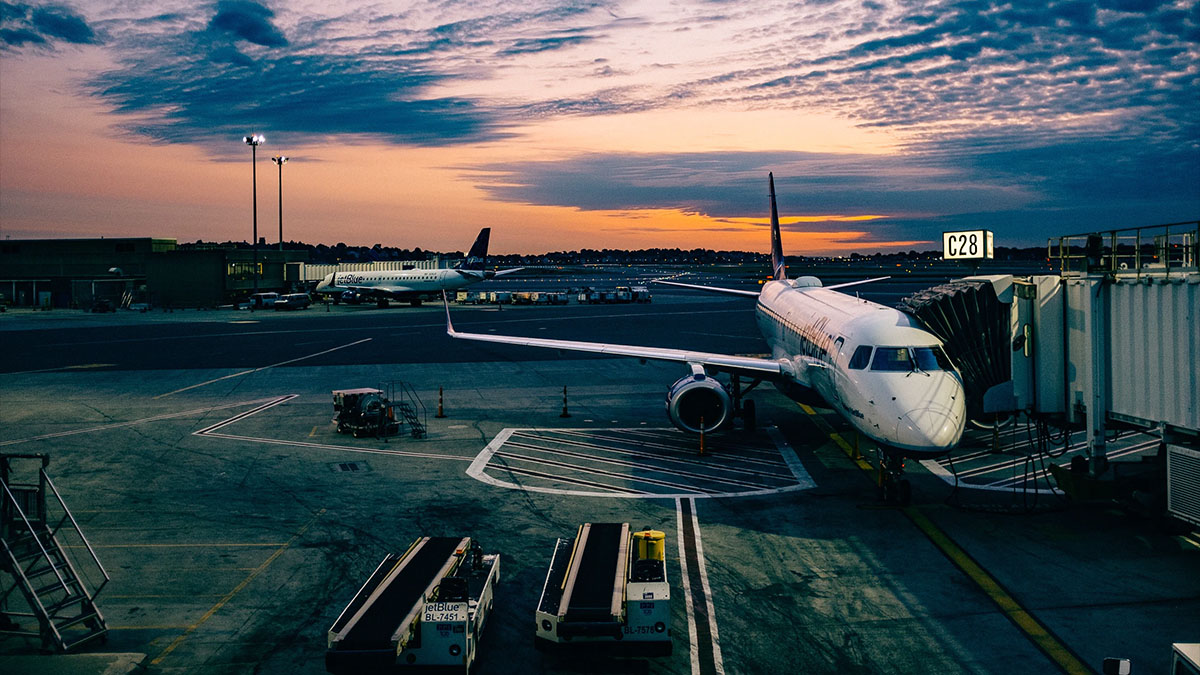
left=455, top=267, right=525, bottom=280
left=652, top=279, right=761, bottom=298
left=342, top=285, right=416, bottom=298
left=444, top=302, right=784, bottom=377
left=654, top=276, right=891, bottom=295
left=824, top=276, right=891, bottom=291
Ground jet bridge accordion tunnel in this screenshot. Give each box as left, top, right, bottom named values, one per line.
left=898, top=277, right=1012, bottom=424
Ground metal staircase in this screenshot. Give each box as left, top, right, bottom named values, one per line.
left=1, top=454, right=109, bottom=652
left=382, top=381, right=427, bottom=439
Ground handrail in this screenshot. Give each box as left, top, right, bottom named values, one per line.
left=0, top=538, right=59, bottom=639
left=42, top=469, right=109, bottom=592
left=1049, top=220, right=1198, bottom=277
left=0, top=480, right=68, bottom=592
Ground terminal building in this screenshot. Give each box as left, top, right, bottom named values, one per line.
left=0, top=238, right=447, bottom=308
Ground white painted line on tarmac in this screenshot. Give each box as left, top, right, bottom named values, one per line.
left=921, top=438, right=1160, bottom=493
left=154, top=337, right=373, bottom=398
left=677, top=499, right=700, bottom=674
left=466, top=427, right=816, bottom=499
left=0, top=397, right=285, bottom=447
left=189, top=394, right=470, bottom=462
left=200, top=432, right=472, bottom=461
left=677, top=497, right=725, bottom=675
left=508, top=431, right=794, bottom=480
left=767, top=426, right=817, bottom=489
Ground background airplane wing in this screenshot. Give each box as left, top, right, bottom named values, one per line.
left=445, top=311, right=784, bottom=377
left=344, top=285, right=414, bottom=298
left=651, top=279, right=761, bottom=297
left=824, top=275, right=891, bottom=290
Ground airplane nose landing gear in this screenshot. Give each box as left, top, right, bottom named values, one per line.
left=876, top=450, right=912, bottom=506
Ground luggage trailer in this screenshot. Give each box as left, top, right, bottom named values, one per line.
left=535, top=523, right=671, bottom=655
left=326, top=536, right=499, bottom=673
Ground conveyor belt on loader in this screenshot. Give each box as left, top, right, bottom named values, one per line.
left=336, top=536, right=464, bottom=650
left=562, top=523, right=629, bottom=624
left=898, top=279, right=1011, bottom=420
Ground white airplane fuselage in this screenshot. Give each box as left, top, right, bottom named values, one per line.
left=756, top=278, right=966, bottom=456
left=316, top=268, right=489, bottom=298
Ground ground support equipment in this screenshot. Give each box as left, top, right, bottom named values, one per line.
left=535, top=523, right=671, bottom=655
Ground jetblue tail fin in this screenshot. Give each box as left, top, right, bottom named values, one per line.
left=457, top=228, right=491, bottom=271
left=769, top=173, right=786, bottom=281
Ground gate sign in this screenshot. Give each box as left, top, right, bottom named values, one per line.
left=942, top=230, right=993, bottom=260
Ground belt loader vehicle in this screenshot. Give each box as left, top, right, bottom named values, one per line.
left=535, top=523, right=671, bottom=655
left=326, top=536, right=499, bottom=673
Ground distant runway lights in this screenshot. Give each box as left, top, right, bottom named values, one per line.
left=560, top=386, right=571, bottom=418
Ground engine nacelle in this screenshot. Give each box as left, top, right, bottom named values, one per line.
left=665, top=373, right=732, bottom=433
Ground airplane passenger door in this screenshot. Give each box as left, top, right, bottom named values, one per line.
left=829, top=337, right=846, bottom=403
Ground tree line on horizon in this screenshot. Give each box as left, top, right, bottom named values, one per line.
left=181, top=239, right=1051, bottom=264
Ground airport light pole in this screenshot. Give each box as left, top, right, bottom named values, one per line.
left=243, top=134, right=264, bottom=298
left=272, top=155, right=288, bottom=251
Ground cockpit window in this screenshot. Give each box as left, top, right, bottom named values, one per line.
left=913, top=346, right=953, bottom=371
left=871, top=346, right=953, bottom=372
left=848, top=345, right=873, bottom=370
left=871, top=347, right=913, bottom=371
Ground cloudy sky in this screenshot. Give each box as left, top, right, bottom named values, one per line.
left=1, top=0, right=1197, bottom=254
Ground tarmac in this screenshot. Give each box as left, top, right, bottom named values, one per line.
left=1, top=282, right=1197, bottom=674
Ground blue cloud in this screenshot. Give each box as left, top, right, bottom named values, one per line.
left=1, top=2, right=95, bottom=47
left=207, top=0, right=286, bottom=47
left=31, top=5, right=93, bottom=43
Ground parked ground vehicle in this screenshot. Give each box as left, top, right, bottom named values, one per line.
left=249, top=292, right=280, bottom=309
left=274, top=293, right=311, bottom=310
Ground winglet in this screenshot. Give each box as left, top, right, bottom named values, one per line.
left=769, top=173, right=786, bottom=281
left=443, top=291, right=457, bottom=335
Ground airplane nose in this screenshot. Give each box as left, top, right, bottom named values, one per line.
left=895, top=406, right=964, bottom=452
left=316, top=273, right=332, bottom=291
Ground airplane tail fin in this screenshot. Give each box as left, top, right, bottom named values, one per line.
left=456, top=228, right=491, bottom=271
left=769, top=173, right=786, bottom=281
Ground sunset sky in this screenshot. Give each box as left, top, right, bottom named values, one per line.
left=1, top=1, right=1197, bottom=255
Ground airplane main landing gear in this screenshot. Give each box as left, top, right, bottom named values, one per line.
left=377, top=298, right=390, bottom=309
left=730, top=375, right=762, bottom=432
left=876, top=450, right=912, bottom=506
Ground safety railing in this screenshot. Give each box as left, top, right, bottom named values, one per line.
left=42, top=468, right=109, bottom=596
left=1048, top=220, right=1199, bottom=278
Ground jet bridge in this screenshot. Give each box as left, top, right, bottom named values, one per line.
left=897, top=277, right=1012, bottom=421
left=902, top=222, right=1199, bottom=523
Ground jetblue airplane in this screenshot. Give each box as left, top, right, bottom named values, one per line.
left=314, top=228, right=521, bottom=307
left=446, top=175, right=965, bottom=501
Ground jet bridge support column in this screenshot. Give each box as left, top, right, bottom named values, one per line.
left=1065, top=277, right=1108, bottom=475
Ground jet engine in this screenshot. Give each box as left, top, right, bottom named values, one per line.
left=665, top=373, right=732, bottom=433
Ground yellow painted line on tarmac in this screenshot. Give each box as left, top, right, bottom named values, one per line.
left=797, top=404, right=1089, bottom=674
left=150, top=508, right=325, bottom=667
left=309, top=425, right=320, bottom=437
left=799, top=403, right=875, bottom=472
left=904, top=507, right=1090, bottom=674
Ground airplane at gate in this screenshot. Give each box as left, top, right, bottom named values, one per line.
left=445, top=175, right=965, bottom=499
left=315, top=228, right=521, bottom=307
